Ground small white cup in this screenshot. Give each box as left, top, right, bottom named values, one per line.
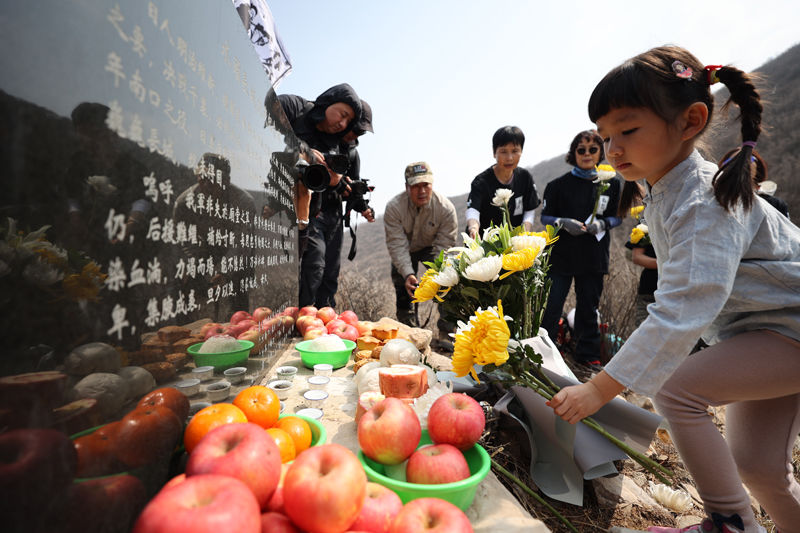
left=191, top=366, right=215, bottom=381
left=268, top=379, right=293, bottom=400
left=175, top=378, right=201, bottom=397
left=303, top=389, right=328, bottom=409
left=296, top=407, right=323, bottom=420
left=313, top=363, right=333, bottom=377
left=307, top=375, right=330, bottom=390
left=223, top=366, right=247, bottom=384
left=276, top=365, right=298, bottom=381
left=206, top=381, right=231, bottom=402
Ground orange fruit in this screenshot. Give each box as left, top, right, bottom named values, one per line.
left=277, top=416, right=313, bottom=454
left=266, top=427, right=296, bottom=463
left=183, top=403, right=247, bottom=453
left=232, top=386, right=280, bottom=429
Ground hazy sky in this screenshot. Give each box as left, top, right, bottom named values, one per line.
left=267, top=0, right=799, bottom=216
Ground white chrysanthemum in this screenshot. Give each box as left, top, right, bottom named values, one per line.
left=447, top=245, right=484, bottom=265
left=22, top=258, right=64, bottom=286
left=432, top=264, right=459, bottom=287
left=649, top=483, right=693, bottom=513
left=636, top=223, right=648, bottom=233
left=510, top=234, right=546, bottom=253
left=491, top=188, right=513, bottom=207
left=482, top=226, right=501, bottom=242
left=463, top=255, right=503, bottom=282
left=595, top=164, right=616, bottom=182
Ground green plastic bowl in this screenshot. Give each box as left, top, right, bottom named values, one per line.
left=279, top=413, right=327, bottom=450
left=357, top=430, right=491, bottom=511
left=186, top=340, right=254, bottom=369
left=294, top=339, right=356, bottom=369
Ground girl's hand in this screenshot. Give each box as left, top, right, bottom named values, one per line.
left=547, top=382, right=606, bottom=424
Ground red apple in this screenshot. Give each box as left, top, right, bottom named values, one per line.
left=296, top=316, right=324, bottom=335
left=316, top=306, right=338, bottom=325
left=282, top=306, right=299, bottom=320
left=388, top=498, right=473, bottom=533
left=336, top=324, right=360, bottom=342
left=298, top=306, right=318, bottom=318
left=338, top=310, right=359, bottom=327
left=133, top=474, right=261, bottom=533
left=264, top=463, right=290, bottom=513
left=326, top=318, right=348, bottom=334
left=355, top=321, right=372, bottom=336
left=303, top=326, right=328, bottom=341
left=426, top=393, right=485, bottom=451
left=405, top=444, right=470, bottom=484
left=202, top=323, right=227, bottom=340
left=348, top=482, right=403, bottom=533
left=358, top=397, right=421, bottom=465
left=260, top=512, right=300, bottom=533
left=238, top=328, right=262, bottom=344
left=230, top=310, right=253, bottom=325
left=279, top=315, right=295, bottom=334
left=229, top=320, right=256, bottom=338
left=160, top=473, right=186, bottom=493
left=138, top=387, right=191, bottom=423
left=114, top=405, right=182, bottom=469
left=0, top=429, right=77, bottom=530
left=59, top=474, right=147, bottom=533
left=185, top=422, right=281, bottom=510
left=283, top=443, right=367, bottom=533
left=252, top=306, right=273, bottom=322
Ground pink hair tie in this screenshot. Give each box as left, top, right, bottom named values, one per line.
left=742, top=141, right=757, bottom=148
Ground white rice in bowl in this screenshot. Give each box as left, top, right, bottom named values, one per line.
left=199, top=335, right=242, bottom=354
left=306, top=334, right=347, bottom=352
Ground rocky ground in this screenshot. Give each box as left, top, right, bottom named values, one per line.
left=481, top=364, right=800, bottom=533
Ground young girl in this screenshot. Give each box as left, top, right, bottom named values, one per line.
left=547, top=46, right=800, bottom=533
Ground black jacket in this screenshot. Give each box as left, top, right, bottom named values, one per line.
left=541, top=171, right=621, bottom=275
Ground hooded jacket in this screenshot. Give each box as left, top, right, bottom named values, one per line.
left=276, top=83, right=361, bottom=153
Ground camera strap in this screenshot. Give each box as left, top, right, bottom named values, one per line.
left=346, top=212, right=357, bottom=261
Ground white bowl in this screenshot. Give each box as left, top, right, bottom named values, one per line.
left=175, top=378, right=201, bottom=397
left=223, top=366, right=247, bottom=384
left=206, top=381, right=231, bottom=402
left=191, top=365, right=215, bottom=381
left=296, top=407, right=323, bottom=420
left=303, top=389, right=328, bottom=409
left=307, top=375, right=330, bottom=390
left=276, top=365, right=299, bottom=381
left=313, top=363, right=333, bottom=377
left=268, top=379, right=293, bottom=400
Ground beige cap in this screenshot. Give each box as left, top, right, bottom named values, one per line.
left=404, top=161, right=434, bottom=186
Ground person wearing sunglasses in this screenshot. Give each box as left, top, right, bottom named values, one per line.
left=540, top=130, right=622, bottom=372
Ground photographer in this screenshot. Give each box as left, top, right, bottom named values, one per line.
left=277, top=83, right=369, bottom=307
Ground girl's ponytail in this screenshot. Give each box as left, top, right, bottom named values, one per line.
left=710, top=66, right=764, bottom=211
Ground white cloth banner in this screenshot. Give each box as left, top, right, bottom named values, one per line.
left=232, top=0, right=292, bottom=87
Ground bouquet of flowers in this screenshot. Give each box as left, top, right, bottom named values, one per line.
left=589, top=164, right=616, bottom=223
left=414, top=192, right=672, bottom=488
left=629, top=206, right=651, bottom=246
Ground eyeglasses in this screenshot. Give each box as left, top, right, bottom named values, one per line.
left=576, top=146, right=600, bottom=155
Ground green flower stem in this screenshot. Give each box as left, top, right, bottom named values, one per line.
left=491, top=459, right=579, bottom=533
left=515, top=372, right=673, bottom=485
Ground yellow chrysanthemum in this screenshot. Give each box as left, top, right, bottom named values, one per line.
left=499, top=247, right=538, bottom=280
left=62, top=262, right=107, bottom=301
left=412, top=268, right=440, bottom=303
left=630, top=205, right=645, bottom=218
left=630, top=226, right=645, bottom=244
left=452, top=300, right=510, bottom=381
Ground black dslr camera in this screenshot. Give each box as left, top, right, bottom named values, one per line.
left=294, top=152, right=350, bottom=192
left=345, top=177, right=374, bottom=214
